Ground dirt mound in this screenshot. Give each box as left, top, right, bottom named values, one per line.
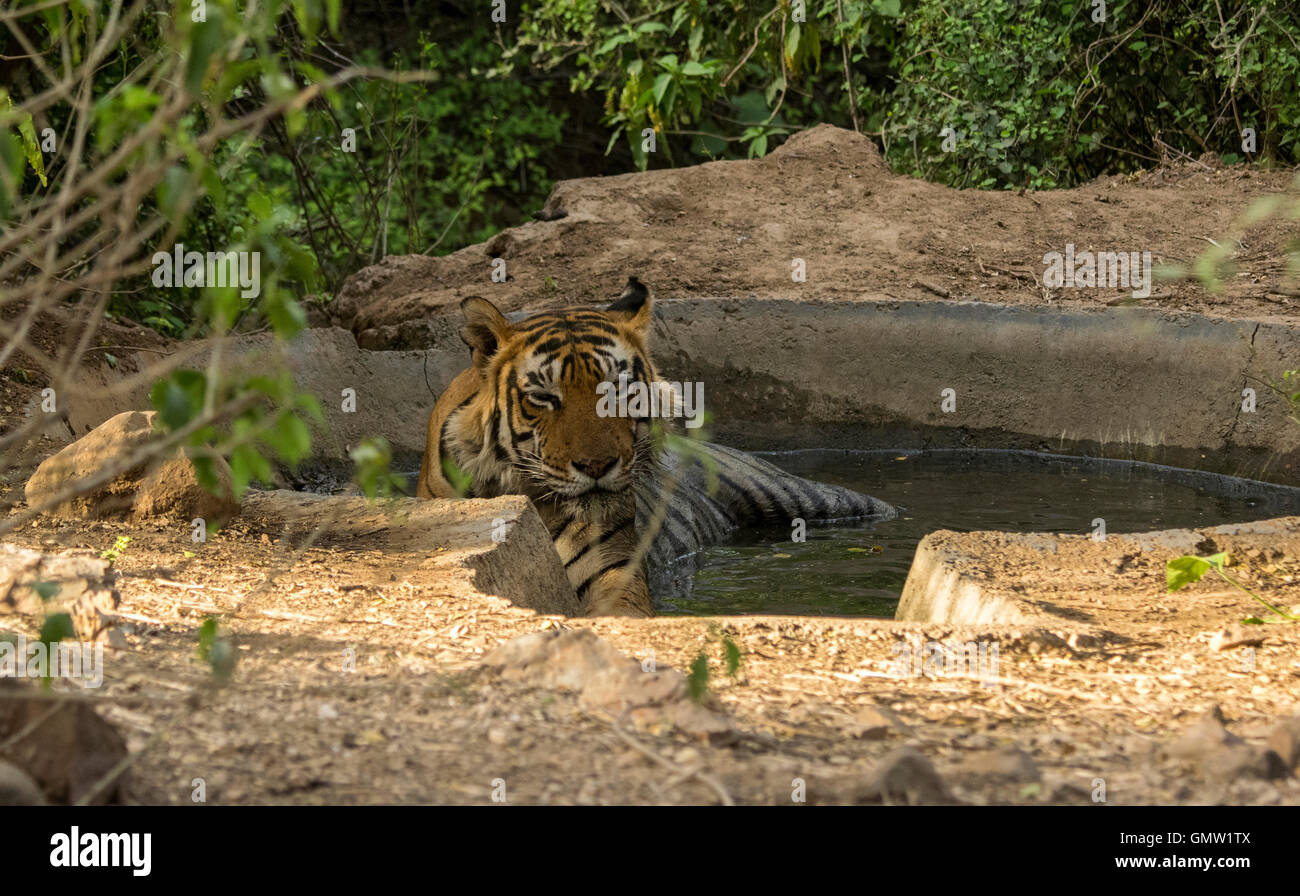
left=333, top=124, right=1300, bottom=349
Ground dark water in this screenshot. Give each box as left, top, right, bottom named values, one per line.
left=657, top=449, right=1300, bottom=618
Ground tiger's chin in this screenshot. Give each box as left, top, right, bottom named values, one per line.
left=554, top=479, right=633, bottom=499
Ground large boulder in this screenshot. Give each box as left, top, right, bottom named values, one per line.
left=24, top=410, right=240, bottom=523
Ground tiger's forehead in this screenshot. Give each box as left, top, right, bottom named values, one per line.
left=511, top=312, right=641, bottom=385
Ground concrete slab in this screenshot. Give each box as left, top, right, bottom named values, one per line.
left=897, top=516, right=1300, bottom=630
left=241, top=490, right=580, bottom=616
left=62, top=300, right=1300, bottom=485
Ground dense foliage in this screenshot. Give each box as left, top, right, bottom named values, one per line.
left=5, top=0, right=1298, bottom=330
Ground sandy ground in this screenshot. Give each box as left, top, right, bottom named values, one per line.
left=332, top=125, right=1300, bottom=349
left=1, top=507, right=1297, bottom=805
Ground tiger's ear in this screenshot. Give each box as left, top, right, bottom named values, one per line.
left=606, top=276, right=652, bottom=332
left=460, top=296, right=514, bottom=370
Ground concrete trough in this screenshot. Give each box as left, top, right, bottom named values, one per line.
left=56, top=298, right=1300, bottom=623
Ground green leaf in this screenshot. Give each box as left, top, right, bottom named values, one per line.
left=441, top=456, right=473, bottom=498
left=39, top=612, right=75, bottom=645
left=1166, top=553, right=1225, bottom=591
left=265, top=412, right=311, bottom=465
left=31, top=581, right=60, bottom=601
left=150, top=370, right=207, bottom=431
left=688, top=653, right=710, bottom=702
left=186, top=12, right=225, bottom=95
left=229, top=443, right=272, bottom=497
left=248, top=192, right=274, bottom=222
left=264, top=290, right=308, bottom=339
left=722, top=635, right=741, bottom=677
left=784, top=24, right=801, bottom=70
left=653, top=73, right=672, bottom=106
left=196, top=616, right=219, bottom=662
left=155, top=165, right=192, bottom=225
left=7, top=96, right=46, bottom=187
left=190, top=454, right=220, bottom=493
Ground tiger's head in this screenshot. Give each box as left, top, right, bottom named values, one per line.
left=452, top=277, right=666, bottom=504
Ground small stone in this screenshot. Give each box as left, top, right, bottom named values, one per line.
left=356, top=729, right=385, bottom=746
left=858, top=747, right=953, bottom=805
left=1166, top=705, right=1240, bottom=759
left=848, top=704, right=911, bottom=740
left=482, top=629, right=638, bottom=692
left=579, top=668, right=686, bottom=713
left=1209, top=626, right=1265, bottom=652
left=318, top=703, right=338, bottom=720
left=959, top=747, right=1041, bottom=783
left=0, top=760, right=47, bottom=806
left=1047, top=782, right=1093, bottom=804
left=673, top=747, right=701, bottom=767
left=1265, top=715, right=1300, bottom=771
left=1165, top=705, right=1286, bottom=780
left=663, top=700, right=737, bottom=745
left=487, top=727, right=509, bottom=746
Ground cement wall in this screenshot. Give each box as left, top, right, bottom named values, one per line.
left=64, top=298, right=1300, bottom=485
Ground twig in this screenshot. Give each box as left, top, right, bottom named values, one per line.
left=610, top=711, right=734, bottom=806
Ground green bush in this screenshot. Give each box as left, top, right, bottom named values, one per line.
left=9, top=0, right=1299, bottom=339
left=885, top=0, right=1300, bottom=188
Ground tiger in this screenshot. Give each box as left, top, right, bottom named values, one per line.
left=417, top=276, right=895, bottom=617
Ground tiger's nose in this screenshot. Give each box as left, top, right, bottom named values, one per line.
left=574, top=457, right=619, bottom=480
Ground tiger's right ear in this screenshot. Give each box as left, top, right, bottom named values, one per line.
left=606, top=276, right=652, bottom=332
left=460, top=296, right=515, bottom=370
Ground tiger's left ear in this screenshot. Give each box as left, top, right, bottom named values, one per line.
left=606, top=276, right=652, bottom=332
left=460, top=296, right=515, bottom=371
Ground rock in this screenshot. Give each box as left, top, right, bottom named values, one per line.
left=24, top=410, right=240, bottom=523
left=0, top=759, right=47, bottom=806
left=626, top=698, right=737, bottom=745
left=243, top=490, right=581, bottom=617
left=958, top=747, right=1041, bottom=783
left=1208, top=625, right=1265, bottom=652
left=858, top=747, right=954, bottom=805
left=1164, top=705, right=1287, bottom=781
left=1166, top=705, right=1241, bottom=759
left=0, top=544, right=121, bottom=642
left=579, top=668, right=686, bottom=713
left=483, top=629, right=737, bottom=743
left=481, top=629, right=638, bottom=691
left=848, top=704, right=911, bottom=740
left=1265, top=716, right=1300, bottom=772
left=1202, top=745, right=1288, bottom=781
left=1047, top=782, right=1094, bottom=804
left=0, top=679, right=128, bottom=804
